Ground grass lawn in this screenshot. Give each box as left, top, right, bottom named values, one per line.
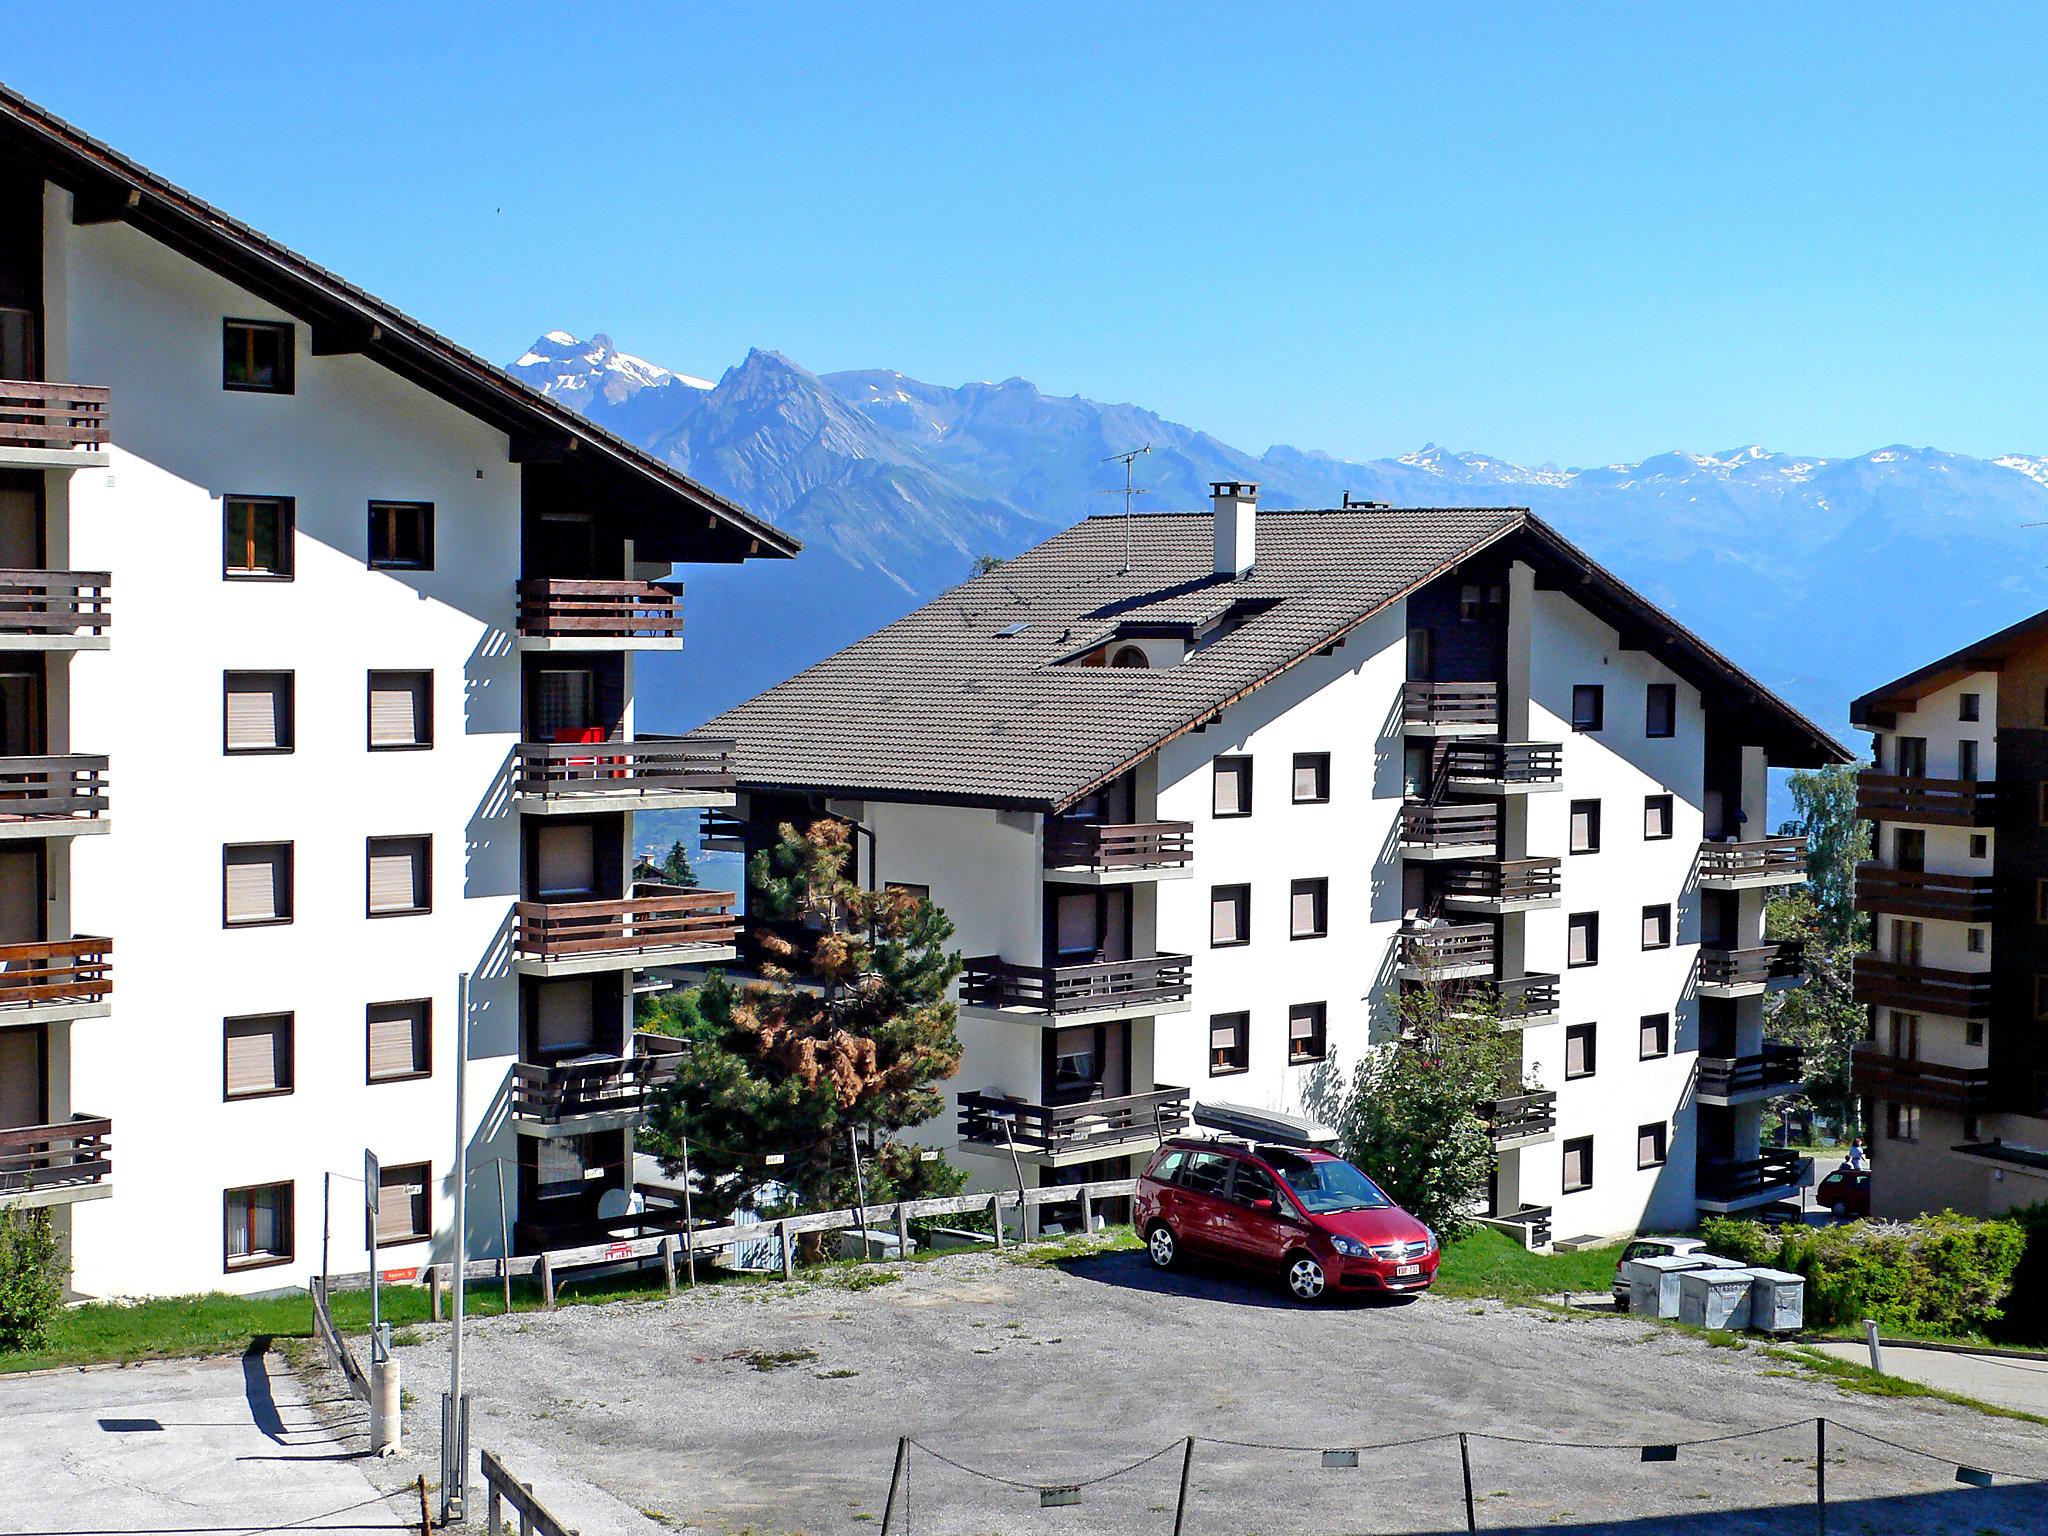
left=1434, top=1225, right=1624, bottom=1301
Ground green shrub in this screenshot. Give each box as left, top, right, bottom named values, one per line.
left=1701, top=1212, right=2022, bottom=1337
left=0, top=1209, right=67, bottom=1353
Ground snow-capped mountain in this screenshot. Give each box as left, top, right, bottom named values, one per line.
left=512, top=331, right=2048, bottom=737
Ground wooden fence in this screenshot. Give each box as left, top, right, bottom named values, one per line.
left=482, top=1447, right=574, bottom=1536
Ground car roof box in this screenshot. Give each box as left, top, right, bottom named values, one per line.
left=1192, top=1101, right=1339, bottom=1150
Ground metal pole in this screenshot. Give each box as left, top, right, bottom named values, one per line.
left=848, top=1125, right=871, bottom=1260
left=680, top=1137, right=698, bottom=1287
left=1171, top=1435, right=1196, bottom=1536
left=1458, top=1432, right=1477, bottom=1534
left=879, top=1436, right=910, bottom=1536
left=367, top=1151, right=381, bottom=1362
left=321, top=1171, right=331, bottom=1288
left=494, top=1156, right=512, bottom=1313
left=1815, top=1417, right=1826, bottom=1536
left=442, top=972, right=471, bottom=1525
left=1001, top=1117, right=1029, bottom=1243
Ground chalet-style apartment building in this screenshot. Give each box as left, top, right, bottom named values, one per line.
left=711, top=483, right=1847, bottom=1246
left=0, top=86, right=794, bottom=1296
left=1852, top=609, right=2048, bottom=1217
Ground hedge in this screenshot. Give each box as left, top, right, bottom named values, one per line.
left=1700, top=1211, right=2024, bottom=1337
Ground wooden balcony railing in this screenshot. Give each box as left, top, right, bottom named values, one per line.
left=1698, top=837, right=1808, bottom=887
left=1850, top=1043, right=1990, bottom=1113
left=1043, top=819, right=1194, bottom=874
left=0, top=571, right=111, bottom=638
left=511, top=1039, right=686, bottom=1125
left=1853, top=955, right=1993, bottom=1019
left=1698, top=1042, right=1804, bottom=1101
left=1402, top=680, right=1498, bottom=730
left=957, top=1085, right=1191, bottom=1154
left=514, top=884, right=738, bottom=963
left=1483, top=1089, right=1557, bottom=1146
left=0, top=936, right=112, bottom=1010
left=516, top=578, right=684, bottom=641
left=960, top=953, right=1193, bottom=1015
left=1698, top=1149, right=1806, bottom=1205
left=516, top=735, right=735, bottom=802
left=1857, top=773, right=1996, bottom=827
left=1449, top=972, right=1561, bottom=1026
left=1698, top=942, right=1806, bottom=991
left=1854, top=864, right=1996, bottom=924
left=1439, top=856, right=1562, bottom=906
left=0, top=380, right=109, bottom=453
left=1396, top=922, right=1495, bottom=974
left=1400, top=801, right=1499, bottom=852
left=0, top=1115, right=111, bottom=1199
left=1436, top=740, right=1563, bottom=789
left=0, top=755, right=108, bottom=824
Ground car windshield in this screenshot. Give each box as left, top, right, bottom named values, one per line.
left=1266, top=1153, right=1391, bottom=1214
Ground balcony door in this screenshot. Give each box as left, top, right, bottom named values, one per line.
left=0, top=846, right=41, bottom=945
left=1895, top=736, right=1928, bottom=778
left=530, top=822, right=603, bottom=900
left=533, top=512, right=600, bottom=580
left=1059, top=771, right=1134, bottom=826
left=0, top=662, right=42, bottom=756
left=532, top=668, right=598, bottom=742
left=1699, top=998, right=1736, bottom=1059
left=527, top=976, right=600, bottom=1062
left=1048, top=888, right=1130, bottom=968
left=0, top=1024, right=42, bottom=1128
left=0, top=475, right=39, bottom=569
left=1890, top=919, right=1923, bottom=967
left=1888, top=1010, right=1919, bottom=1061
left=1893, top=828, right=1926, bottom=874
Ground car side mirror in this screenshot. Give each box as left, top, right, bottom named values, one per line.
left=1250, top=1198, right=1275, bottom=1213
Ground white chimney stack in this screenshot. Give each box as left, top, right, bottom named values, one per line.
left=1211, top=480, right=1258, bottom=579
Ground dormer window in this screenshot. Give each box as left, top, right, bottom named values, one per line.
left=1110, top=645, right=1149, bottom=669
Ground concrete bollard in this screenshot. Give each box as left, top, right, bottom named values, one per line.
left=370, top=1353, right=401, bottom=1456
left=1865, top=1318, right=1884, bottom=1373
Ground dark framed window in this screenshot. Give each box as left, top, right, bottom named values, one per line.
left=1960, top=692, right=1981, bottom=722
left=223, top=671, right=293, bottom=754
left=367, top=670, right=433, bottom=750
left=374, top=1161, right=431, bottom=1245
left=368, top=501, right=434, bottom=571
left=1885, top=1102, right=1920, bottom=1143
left=1637, top=1122, right=1668, bottom=1169
left=1570, top=799, right=1601, bottom=854
left=223, top=319, right=294, bottom=393
left=1645, top=683, right=1676, bottom=739
left=1565, top=1022, right=1597, bottom=1080
left=1291, top=752, right=1330, bottom=804
left=224, top=1181, right=294, bottom=1271
left=1288, top=1002, right=1327, bottom=1064
left=367, top=999, right=433, bottom=1083
left=1571, top=685, right=1604, bottom=732
left=223, top=496, right=294, bottom=579
left=1209, top=1011, right=1249, bottom=1076
left=1971, top=834, right=1990, bottom=860
left=1568, top=912, right=1599, bottom=968
left=1213, top=756, right=1253, bottom=818
left=223, top=1014, right=293, bottom=1100
left=1562, top=1136, right=1594, bottom=1193
left=1959, top=740, right=1979, bottom=781
left=223, top=842, right=293, bottom=927
left=1210, top=884, right=1250, bottom=947
left=367, top=835, right=432, bottom=917
left=1289, top=878, right=1328, bottom=940
left=1639, top=1013, right=1670, bottom=1060
left=1641, top=904, right=1672, bottom=950
left=1643, top=794, right=1674, bottom=840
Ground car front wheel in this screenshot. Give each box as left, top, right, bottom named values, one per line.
left=1147, top=1222, right=1180, bottom=1270
left=1286, top=1252, right=1328, bottom=1302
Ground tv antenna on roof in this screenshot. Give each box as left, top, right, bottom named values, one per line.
left=1096, top=444, right=1152, bottom=574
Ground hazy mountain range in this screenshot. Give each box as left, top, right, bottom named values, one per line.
left=510, top=330, right=2048, bottom=741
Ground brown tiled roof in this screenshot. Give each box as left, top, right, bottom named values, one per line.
left=711, top=506, right=1846, bottom=811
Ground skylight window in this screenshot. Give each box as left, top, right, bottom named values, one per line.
left=995, top=623, right=1029, bottom=638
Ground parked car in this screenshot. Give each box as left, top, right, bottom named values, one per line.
left=1610, top=1235, right=1706, bottom=1304
left=1816, top=1166, right=1870, bottom=1218
left=1135, top=1137, right=1438, bottom=1302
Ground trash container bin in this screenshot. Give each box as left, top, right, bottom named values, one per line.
left=1677, top=1265, right=1758, bottom=1331
left=1625, top=1252, right=1746, bottom=1318
left=1747, top=1268, right=1805, bottom=1334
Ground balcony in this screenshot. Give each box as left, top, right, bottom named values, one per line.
left=514, top=734, right=736, bottom=814
left=1697, top=1148, right=1810, bottom=1214
left=0, top=936, right=112, bottom=1022
left=510, top=1035, right=688, bottom=1137
left=1042, top=820, right=1194, bottom=884
left=1857, top=773, right=1996, bottom=828
left=0, top=755, right=109, bottom=839
left=957, top=1085, right=1191, bottom=1165
left=0, top=571, right=111, bottom=651
left=1395, top=921, right=1495, bottom=981
left=1697, top=1042, right=1804, bottom=1106
left=960, top=953, right=1193, bottom=1023
left=1399, top=801, right=1498, bottom=860
left=1854, top=864, right=1996, bottom=924
left=1435, top=740, right=1564, bottom=794
left=1697, top=837, right=1808, bottom=891
left=0, top=381, right=110, bottom=470
left=513, top=884, right=739, bottom=976
left=1401, top=680, right=1499, bottom=736
left=1449, top=972, right=1562, bottom=1030
left=1484, top=1089, right=1558, bottom=1149
left=1850, top=1043, right=1990, bottom=1114
left=515, top=578, right=684, bottom=651
left=1439, top=856, right=1563, bottom=914
left=1852, top=955, right=1992, bottom=1020
left=0, top=1115, right=112, bottom=1210
left=1696, top=942, right=1806, bottom=998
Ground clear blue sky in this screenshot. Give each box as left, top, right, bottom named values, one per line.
left=7, top=3, right=2044, bottom=467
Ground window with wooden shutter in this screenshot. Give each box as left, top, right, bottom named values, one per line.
left=1569, top=800, right=1600, bottom=854
left=534, top=978, right=595, bottom=1055
left=1639, top=1013, right=1670, bottom=1060
left=367, top=1000, right=431, bottom=1082
left=224, top=1181, right=293, bottom=1269
left=222, top=495, right=294, bottom=578
left=1209, top=1011, right=1249, bottom=1076
left=367, top=671, right=431, bottom=750
left=1565, top=1022, right=1596, bottom=1079
left=1638, top=1123, right=1667, bottom=1168
left=367, top=836, right=430, bottom=915
left=374, top=1161, right=430, bottom=1244
left=1561, top=1136, right=1594, bottom=1193
left=1212, top=757, right=1252, bottom=818
left=223, top=843, right=291, bottom=926
left=1210, top=884, right=1249, bottom=947
left=223, top=672, right=292, bottom=753
left=1643, top=795, right=1674, bottom=840
left=1290, top=878, right=1327, bottom=939
left=536, top=824, right=597, bottom=896
left=1291, top=752, right=1330, bottom=804
left=1567, top=912, right=1598, bottom=968
left=1641, top=904, right=1671, bottom=949
left=224, top=1014, right=292, bottom=1099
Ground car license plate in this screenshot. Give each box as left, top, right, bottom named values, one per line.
left=1395, top=1263, right=1420, bottom=1276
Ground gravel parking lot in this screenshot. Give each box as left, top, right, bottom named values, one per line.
left=385, top=1245, right=2048, bottom=1536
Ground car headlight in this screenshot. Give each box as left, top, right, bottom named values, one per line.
left=1424, top=1227, right=1438, bottom=1252
left=1330, top=1235, right=1371, bottom=1258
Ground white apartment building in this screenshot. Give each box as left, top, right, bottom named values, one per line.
left=711, top=484, right=1846, bottom=1246
left=0, top=87, right=795, bottom=1296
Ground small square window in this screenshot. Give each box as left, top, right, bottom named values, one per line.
left=1968, top=927, right=1986, bottom=954
left=1288, top=1002, right=1327, bottom=1064
left=1645, top=683, right=1676, bottom=739
left=223, top=496, right=294, bottom=579
left=1643, top=795, right=1674, bottom=841
left=367, top=1000, right=433, bottom=1083
left=1565, top=1022, right=1597, bottom=1079
left=1637, top=1122, right=1668, bottom=1169
left=1639, top=1013, right=1670, bottom=1060
left=368, top=670, right=433, bottom=750
left=1289, top=877, right=1328, bottom=940
left=1213, top=757, right=1253, bottom=818
left=1571, top=685, right=1604, bottom=732
left=1570, top=799, right=1602, bottom=854
left=1966, top=1019, right=1986, bottom=1048
left=1971, top=834, right=1990, bottom=860
left=1459, top=584, right=1483, bottom=622
left=223, top=1014, right=293, bottom=1100
left=374, top=1160, right=431, bottom=1246
left=224, top=1181, right=294, bottom=1270
left=369, top=501, right=434, bottom=571
left=1209, top=1011, right=1249, bottom=1076
left=367, top=835, right=432, bottom=917
left=223, top=319, right=293, bottom=393
left=223, top=671, right=293, bottom=754
left=223, top=842, right=292, bottom=926
left=1210, top=884, right=1251, bottom=947
left=1562, top=1135, right=1594, bottom=1193
left=1641, top=904, right=1672, bottom=950
left=1886, top=1102, right=1921, bottom=1143
left=1568, top=912, right=1600, bottom=968
left=1960, top=692, right=1981, bottom=722
left=1291, top=752, right=1330, bottom=804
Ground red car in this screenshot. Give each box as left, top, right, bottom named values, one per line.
left=1817, top=1166, right=1870, bottom=1218
left=1135, top=1137, right=1439, bottom=1302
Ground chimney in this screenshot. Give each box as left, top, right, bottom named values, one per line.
left=1211, top=480, right=1258, bottom=579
